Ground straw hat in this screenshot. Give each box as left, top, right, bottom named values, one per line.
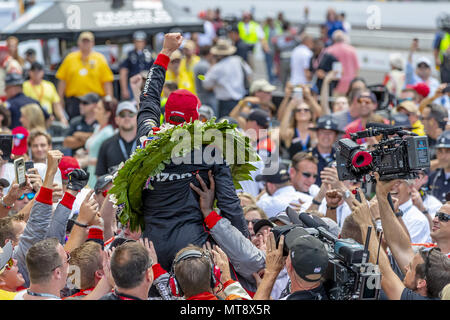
left=210, top=39, right=236, bottom=56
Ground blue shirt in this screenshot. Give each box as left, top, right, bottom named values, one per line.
left=119, top=49, right=154, bottom=78
left=5, top=93, right=48, bottom=129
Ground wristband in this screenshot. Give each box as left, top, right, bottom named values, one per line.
left=422, top=209, right=429, bottom=215
left=72, top=220, right=88, bottom=228
left=312, top=198, right=322, bottom=206
left=1, top=197, right=14, bottom=209
left=327, top=205, right=338, bottom=210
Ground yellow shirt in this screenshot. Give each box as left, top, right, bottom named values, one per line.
left=23, top=80, right=60, bottom=114
left=0, top=289, right=17, bottom=300
left=165, top=68, right=196, bottom=95
left=55, top=51, right=114, bottom=97
left=179, top=55, right=200, bottom=95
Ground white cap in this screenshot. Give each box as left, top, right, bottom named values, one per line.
left=416, top=56, right=432, bottom=67
left=116, top=101, right=137, bottom=115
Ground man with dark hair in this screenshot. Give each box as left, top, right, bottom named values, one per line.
left=100, top=241, right=154, bottom=300
left=136, top=33, right=250, bottom=271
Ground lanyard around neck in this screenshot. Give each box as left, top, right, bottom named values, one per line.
left=27, top=290, right=60, bottom=299
left=118, top=137, right=137, bottom=161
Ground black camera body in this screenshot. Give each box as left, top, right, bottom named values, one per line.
left=274, top=214, right=381, bottom=300
left=336, top=126, right=430, bottom=181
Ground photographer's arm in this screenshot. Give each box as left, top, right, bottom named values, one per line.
left=374, top=174, right=415, bottom=275
left=352, top=189, right=406, bottom=300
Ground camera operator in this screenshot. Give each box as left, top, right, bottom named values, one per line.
left=281, top=228, right=329, bottom=300
left=428, top=130, right=450, bottom=203
left=352, top=183, right=450, bottom=300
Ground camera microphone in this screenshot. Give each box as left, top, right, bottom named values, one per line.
left=298, top=212, right=320, bottom=228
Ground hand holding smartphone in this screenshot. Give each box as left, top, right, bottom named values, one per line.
left=14, top=157, right=27, bottom=188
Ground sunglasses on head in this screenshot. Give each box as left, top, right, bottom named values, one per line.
left=51, top=251, right=71, bottom=271
left=302, top=172, right=318, bottom=179
left=18, top=192, right=35, bottom=201
left=436, top=212, right=450, bottom=222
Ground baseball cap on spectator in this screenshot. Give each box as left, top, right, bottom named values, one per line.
left=95, top=173, right=114, bottom=193
left=389, top=53, right=404, bottom=70
left=79, top=93, right=100, bottom=104
left=436, top=131, right=450, bottom=149
left=12, top=126, right=29, bottom=156
left=242, top=108, right=271, bottom=129
left=396, top=100, right=419, bottom=115
left=253, top=219, right=275, bottom=235
left=210, top=39, right=236, bottom=56
left=58, top=156, right=80, bottom=180
left=133, top=30, right=147, bottom=41
left=4, top=73, right=24, bottom=87
left=0, top=242, right=13, bottom=275
left=165, top=89, right=201, bottom=125
left=0, top=178, right=10, bottom=188
left=416, top=57, right=432, bottom=68
left=249, top=79, right=276, bottom=95
left=310, top=115, right=345, bottom=134
left=391, top=113, right=412, bottom=129
left=78, top=31, right=95, bottom=42
left=256, top=162, right=290, bottom=184
left=407, top=83, right=430, bottom=98
left=285, top=230, right=329, bottom=282
left=269, top=212, right=292, bottom=226
left=30, top=62, right=44, bottom=71
left=116, top=100, right=137, bottom=116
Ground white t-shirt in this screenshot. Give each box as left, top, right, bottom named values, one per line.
left=257, top=185, right=312, bottom=218
left=290, top=44, right=313, bottom=85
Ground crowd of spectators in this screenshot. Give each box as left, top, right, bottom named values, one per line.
left=0, top=5, right=449, bottom=302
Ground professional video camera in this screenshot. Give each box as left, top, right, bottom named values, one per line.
left=336, top=124, right=430, bottom=181
left=273, top=213, right=381, bottom=300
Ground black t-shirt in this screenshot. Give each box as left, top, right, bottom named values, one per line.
left=401, top=288, right=438, bottom=300
left=284, top=284, right=329, bottom=300
left=95, top=133, right=137, bottom=176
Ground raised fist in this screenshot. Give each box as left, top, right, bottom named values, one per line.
left=67, top=169, right=90, bottom=192
left=161, top=33, right=184, bottom=57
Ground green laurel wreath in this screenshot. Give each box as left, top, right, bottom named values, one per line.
left=108, top=118, right=260, bottom=232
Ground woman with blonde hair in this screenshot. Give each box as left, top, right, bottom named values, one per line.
left=19, top=103, right=46, bottom=132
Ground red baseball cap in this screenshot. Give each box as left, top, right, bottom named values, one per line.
left=58, top=156, right=80, bottom=180
left=12, top=126, right=29, bottom=156
left=164, top=89, right=201, bottom=125
left=407, top=82, right=430, bottom=98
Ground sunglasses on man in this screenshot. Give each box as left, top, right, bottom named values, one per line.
left=18, top=192, right=35, bottom=201
left=301, top=172, right=318, bottom=179
left=436, top=212, right=450, bottom=222
left=118, top=112, right=136, bottom=118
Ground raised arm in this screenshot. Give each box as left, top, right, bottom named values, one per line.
left=374, top=173, right=415, bottom=275
left=351, top=189, right=406, bottom=300
left=137, top=33, right=183, bottom=139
